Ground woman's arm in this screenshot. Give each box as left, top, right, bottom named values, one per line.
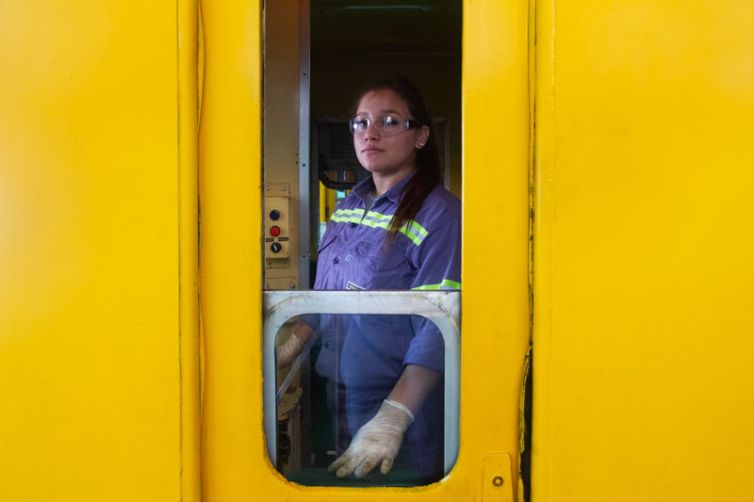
left=330, top=206, right=460, bottom=478
left=276, top=321, right=315, bottom=368
left=328, top=364, right=441, bottom=478
left=386, top=364, right=442, bottom=415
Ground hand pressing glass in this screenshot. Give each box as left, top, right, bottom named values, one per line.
left=328, top=399, right=414, bottom=478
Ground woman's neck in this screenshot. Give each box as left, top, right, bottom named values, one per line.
left=372, top=166, right=416, bottom=196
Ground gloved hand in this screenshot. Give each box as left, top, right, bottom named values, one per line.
left=276, top=332, right=307, bottom=368
left=328, top=399, right=414, bottom=478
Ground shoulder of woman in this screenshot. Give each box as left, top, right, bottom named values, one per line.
left=414, top=185, right=461, bottom=230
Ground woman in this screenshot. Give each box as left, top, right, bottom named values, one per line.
left=279, top=78, right=461, bottom=483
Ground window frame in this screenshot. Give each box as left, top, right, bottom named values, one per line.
left=263, top=289, right=461, bottom=476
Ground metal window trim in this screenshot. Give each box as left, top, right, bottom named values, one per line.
left=297, top=0, right=311, bottom=289
left=263, top=290, right=460, bottom=476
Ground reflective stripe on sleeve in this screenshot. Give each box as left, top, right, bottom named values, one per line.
left=411, top=279, right=462, bottom=291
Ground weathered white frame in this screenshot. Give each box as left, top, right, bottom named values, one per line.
left=263, top=290, right=460, bottom=475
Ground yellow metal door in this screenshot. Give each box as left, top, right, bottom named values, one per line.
left=533, top=1, right=754, bottom=501
left=199, top=0, right=530, bottom=500
left=0, top=1, right=200, bottom=500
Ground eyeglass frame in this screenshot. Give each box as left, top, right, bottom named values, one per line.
left=348, top=114, right=421, bottom=136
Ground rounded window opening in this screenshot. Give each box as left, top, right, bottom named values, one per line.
left=269, top=305, right=458, bottom=487
left=262, top=0, right=462, bottom=488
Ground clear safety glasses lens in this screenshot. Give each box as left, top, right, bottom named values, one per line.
left=349, top=116, right=419, bottom=136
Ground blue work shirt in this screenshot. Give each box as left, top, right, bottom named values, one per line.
left=312, top=173, right=461, bottom=480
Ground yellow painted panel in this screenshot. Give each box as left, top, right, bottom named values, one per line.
left=0, top=1, right=198, bottom=500
left=200, top=0, right=530, bottom=500
left=533, top=1, right=754, bottom=501
left=461, top=0, right=532, bottom=498
left=199, top=0, right=266, bottom=499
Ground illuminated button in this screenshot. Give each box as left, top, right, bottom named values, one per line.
left=269, top=209, right=281, bottom=221
left=271, top=242, right=282, bottom=253
left=270, top=225, right=281, bottom=237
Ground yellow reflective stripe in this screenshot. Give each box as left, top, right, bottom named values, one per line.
left=330, top=208, right=364, bottom=224
left=363, top=209, right=392, bottom=222
left=361, top=212, right=391, bottom=230
left=405, top=219, right=429, bottom=241
left=412, top=279, right=461, bottom=291
left=397, top=225, right=424, bottom=246
left=330, top=208, right=430, bottom=246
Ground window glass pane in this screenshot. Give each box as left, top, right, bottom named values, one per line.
left=274, top=312, right=454, bottom=487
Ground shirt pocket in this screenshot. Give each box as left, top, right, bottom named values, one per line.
left=354, top=240, right=409, bottom=274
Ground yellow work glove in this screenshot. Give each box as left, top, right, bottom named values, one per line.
left=328, top=399, right=414, bottom=478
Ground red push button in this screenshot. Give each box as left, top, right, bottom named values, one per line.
left=270, top=225, right=281, bottom=237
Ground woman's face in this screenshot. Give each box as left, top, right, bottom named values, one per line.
left=353, top=89, right=429, bottom=179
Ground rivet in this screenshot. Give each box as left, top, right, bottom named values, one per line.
left=492, top=476, right=504, bottom=487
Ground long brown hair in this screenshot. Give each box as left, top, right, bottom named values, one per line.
left=354, top=78, right=442, bottom=246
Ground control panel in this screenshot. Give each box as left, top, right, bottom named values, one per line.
left=265, top=196, right=291, bottom=259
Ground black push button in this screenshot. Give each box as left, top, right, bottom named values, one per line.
left=269, top=209, right=281, bottom=221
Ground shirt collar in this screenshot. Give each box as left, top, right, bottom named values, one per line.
left=352, top=170, right=417, bottom=206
